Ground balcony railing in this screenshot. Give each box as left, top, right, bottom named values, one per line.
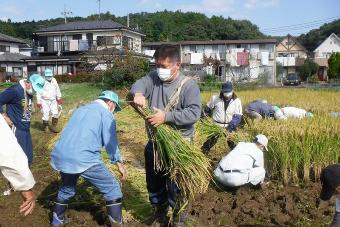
left=32, top=40, right=123, bottom=53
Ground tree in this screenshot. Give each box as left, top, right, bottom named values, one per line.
left=102, top=52, right=150, bottom=89
left=298, top=59, right=319, bottom=81
left=327, top=52, right=340, bottom=79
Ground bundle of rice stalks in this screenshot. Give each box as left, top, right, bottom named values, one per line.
left=131, top=104, right=212, bottom=200
left=198, top=118, right=227, bottom=140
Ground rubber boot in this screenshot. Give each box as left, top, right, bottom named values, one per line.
left=50, top=117, right=60, bottom=133
left=51, top=202, right=68, bottom=226
left=106, top=199, right=123, bottom=227
left=43, top=120, right=49, bottom=132
left=152, top=203, right=169, bottom=227
left=172, top=201, right=187, bottom=227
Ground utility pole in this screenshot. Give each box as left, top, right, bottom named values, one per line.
left=61, top=4, right=72, bottom=24
left=127, top=13, right=130, bottom=27
left=97, top=0, right=101, bottom=19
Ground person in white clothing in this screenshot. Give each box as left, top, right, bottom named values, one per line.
left=0, top=114, right=36, bottom=216
left=202, top=81, right=242, bottom=153
left=280, top=106, right=313, bottom=119
left=214, top=134, right=268, bottom=187
left=36, top=69, right=62, bottom=133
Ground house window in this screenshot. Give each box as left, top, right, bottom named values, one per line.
left=97, top=36, right=121, bottom=46
left=0, top=45, right=10, bottom=52
left=236, top=44, right=241, bottom=48
left=190, top=45, right=196, bottom=53
left=122, top=36, right=133, bottom=50
left=12, top=67, right=23, bottom=76
left=259, top=44, right=266, bottom=50
left=212, top=45, right=218, bottom=52
left=72, top=34, right=82, bottom=40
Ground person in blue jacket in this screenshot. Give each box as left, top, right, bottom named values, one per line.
left=50, top=91, right=127, bottom=227
left=0, top=74, right=44, bottom=165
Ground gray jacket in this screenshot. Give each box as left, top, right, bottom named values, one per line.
left=130, top=70, right=202, bottom=138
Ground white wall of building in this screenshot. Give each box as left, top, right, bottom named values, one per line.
left=314, top=34, right=340, bottom=58
left=0, top=41, right=20, bottom=54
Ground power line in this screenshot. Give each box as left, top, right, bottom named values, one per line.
left=261, top=16, right=339, bottom=30
left=261, top=16, right=339, bottom=33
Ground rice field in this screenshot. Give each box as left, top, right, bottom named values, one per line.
left=200, top=88, right=340, bottom=185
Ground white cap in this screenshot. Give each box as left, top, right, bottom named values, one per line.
left=255, top=134, right=268, bottom=151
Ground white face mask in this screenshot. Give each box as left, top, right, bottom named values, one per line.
left=157, top=68, right=172, bottom=81
left=27, top=88, right=33, bottom=95
left=223, top=92, right=233, bottom=100
left=46, top=77, right=52, bottom=81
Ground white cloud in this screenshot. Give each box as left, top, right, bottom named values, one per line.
left=0, top=5, right=21, bottom=16
left=139, top=0, right=162, bottom=8
left=244, top=0, right=279, bottom=9
left=182, top=0, right=235, bottom=14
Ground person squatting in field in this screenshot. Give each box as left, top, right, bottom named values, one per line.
left=130, top=44, right=202, bottom=227
left=214, top=134, right=268, bottom=188
left=50, top=90, right=127, bottom=227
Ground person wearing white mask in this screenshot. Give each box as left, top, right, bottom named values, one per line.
left=202, top=81, right=243, bottom=153
left=130, top=44, right=202, bottom=227
left=36, top=69, right=62, bottom=133
left=214, top=134, right=268, bottom=188
left=0, top=74, right=38, bottom=166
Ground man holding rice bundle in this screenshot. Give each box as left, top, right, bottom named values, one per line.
left=202, top=81, right=242, bottom=153
left=214, top=134, right=268, bottom=188
left=130, top=44, right=202, bottom=226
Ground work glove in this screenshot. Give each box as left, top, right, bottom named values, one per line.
left=227, top=114, right=242, bottom=133
left=37, top=103, right=42, bottom=109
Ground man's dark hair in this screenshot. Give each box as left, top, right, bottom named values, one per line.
left=153, top=45, right=181, bottom=63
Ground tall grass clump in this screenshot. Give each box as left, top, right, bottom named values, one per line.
left=130, top=105, right=212, bottom=200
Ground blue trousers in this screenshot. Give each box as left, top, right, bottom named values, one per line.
left=144, top=141, right=180, bottom=207
left=56, top=163, right=122, bottom=203
left=14, top=127, right=33, bottom=165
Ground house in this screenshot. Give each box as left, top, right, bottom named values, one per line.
left=143, top=39, right=277, bottom=84
left=0, top=33, right=31, bottom=80
left=276, top=34, right=308, bottom=78
left=313, top=33, right=340, bottom=81
left=25, top=20, right=145, bottom=75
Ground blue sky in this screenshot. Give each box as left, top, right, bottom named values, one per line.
left=0, top=0, right=339, bottom=36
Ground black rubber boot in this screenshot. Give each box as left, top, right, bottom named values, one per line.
left=50, top=117, right=60, bottom=133
left=152, top=203, right=169, bottom=227
left=106, top=199, right=123, bottom=227
left=51, top=202, right=68, bottom=226
left=43, top=120, right=49, bottom=132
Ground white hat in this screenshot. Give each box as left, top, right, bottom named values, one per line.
left=255, top=134, right=268, bottom=151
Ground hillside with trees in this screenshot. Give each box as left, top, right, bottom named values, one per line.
left=298, top=19, right=340, bottom=52
left=0, top=11, right=265, bottom=42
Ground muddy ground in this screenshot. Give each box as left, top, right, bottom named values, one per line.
left=0, top=84, right=336, bottom=227
left=0, top=128, right=335, bottom=227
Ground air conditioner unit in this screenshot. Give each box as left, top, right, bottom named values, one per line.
left=37, top=47, right=44, bottom=52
